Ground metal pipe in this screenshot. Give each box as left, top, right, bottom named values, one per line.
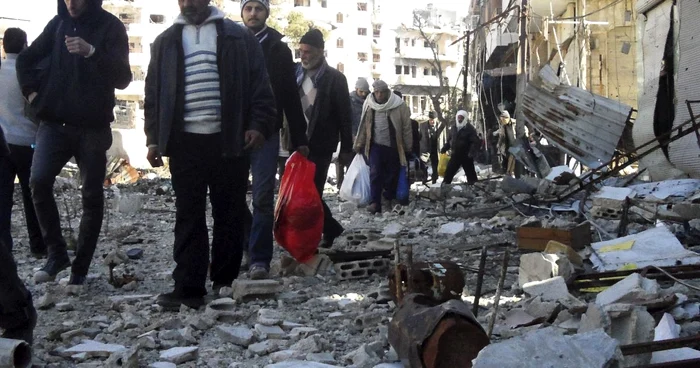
left=487, top=249, right=510, bottom=338
left=472, top=246, right=488, bottom=316
left=0, top=338, right=32, bottom=368
left=394, top=240, right=403, bottom=303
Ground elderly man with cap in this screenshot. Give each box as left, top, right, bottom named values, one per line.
left=354, top=80, right=412, bottom=214
left=295, top=29, right=353, bottom=248
left=440, top=110, right=480, bottom=184
left=240, top=0, right=309, bottom=279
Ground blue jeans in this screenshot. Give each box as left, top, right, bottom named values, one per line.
left=248, top=133, right=280, bottom=268
left=30, top=122, right=111, bottom=276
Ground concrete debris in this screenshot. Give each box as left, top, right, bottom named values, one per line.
left=63, top=340, right=127, bottom=358
left=595, top=273, right=660, bottom=306
left=437, top=222, right=465, bottom=235
left=522, top=276, right=570, bottom=302
left=518, top=253, right=574, bottom=288
left=216, top=325, right=255, bottom=347
left=159, top=346, right=198, bottom=364
left=651, top=313, right=700, bottom=364
left=264, top=362, right=342, bottom=368
left=472, top=328, right=622, bottom=367
left=232, top=280, right=283, bottom=300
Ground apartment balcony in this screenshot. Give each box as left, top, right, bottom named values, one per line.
left=395, top=47, right=460, bottom=64
left=394, top=74, right=441, bottom=87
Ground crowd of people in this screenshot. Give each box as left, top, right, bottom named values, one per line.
left=0, top=0, right=490, bottom=348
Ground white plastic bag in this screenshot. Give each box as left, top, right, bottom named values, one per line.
left=339, top=154, right=371, bottom=205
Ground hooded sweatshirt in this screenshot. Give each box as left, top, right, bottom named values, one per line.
left=16, top=0, right=131, bottom=127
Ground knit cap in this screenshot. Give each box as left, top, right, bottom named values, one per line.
left=300, top=29, right=325, bottom=49
left=240, top=0, right=269, bottom=12
left=355, top=78, right=370, bottom=92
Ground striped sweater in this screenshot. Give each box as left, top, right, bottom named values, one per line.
left=174, top=7, right=225, bottom=134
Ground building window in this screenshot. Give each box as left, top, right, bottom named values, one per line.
left=358, top=28, right=367, bottom=36
left=373, top=53, right=380, bottom=62
left=411, top=39, right=416, bottom=47
left=411, top=66, right=417, bottom=78
left=357, top=2, right=367, bottom=11
left=321, top=0, right=328, bottom=8
left=432, top=68, right=438, bottom=76
left=424, top=40, right=431, bottom=48
left=403, top=65, right=410, bottom=75
left=294, top=0, right=310, bottom=7
left=395, top=38, right=401, bottom=53
left=336, top=12, right=344, bottom=23
left=373, top=24, right=381, bottom=38
left=404, top=38, right=410, bottom=46
left=423, top=68, right=430, bottom=76
left=358, top=52, right=368, bottom=62
left=337, top=38, right=344, bottom=48
left=337, top=63, right=344, bottom=73
left=295, top=49, right=301, bottom=59
left=395, top=65, right=402, bottom=74
left=149, top=14, right=165, bottom=24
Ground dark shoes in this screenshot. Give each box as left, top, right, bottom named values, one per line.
left=157, top=292, right=205, bottom=311
left=367, top=203, right=380, bottom=215
left=249, top=265, right=270, bottom=280
left=34, top=256, right=71, bottom=283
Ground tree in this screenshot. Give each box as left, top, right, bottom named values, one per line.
left=409, top=11, right=463, bottom=136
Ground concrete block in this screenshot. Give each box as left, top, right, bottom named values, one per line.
left=611, top=307, right=655, bottom=367
left=63, top=340, right=126, bottom=358
left=522, top=276, right=569, bottom=301
left=595, top=273, right=660, bottom=306
left=258, top=309, right=283, bottom=326
left=353, top=311, right=384, bottom=330
left=232, top=279, right=283, bottom=300
left=518, top=253, right=574, bottom=288
left=651, top=313, right=700, bottom=364
left=298, top=255, right=333, bottom=276
left=334, top=259, right=390, bottom=280
left=524, top=297, right=558, bottom=319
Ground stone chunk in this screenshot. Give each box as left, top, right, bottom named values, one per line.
left=63, top=340, right=126, bottom=358
left=217, top=325, right=255, bottom=347
left=522, top=276, right=569, bottom=301
left=56, top=302, right=74, bottom=312
left=232, top=279, right=283, bottom=300
left=258, top=309, right=283, bottom=326
left=382, top=223, right=403, bottom=237
left=307, top=352, right=336, bottom=364
left=248, top=340, right=281, bottom=355
left=255, top=324, right=287, bottom=339
left=290, top=335, right=323, bottom=354
left=159, top=346, right=198, bottom=364
left=518, top=253, right=574, bottom=288
left=438, top=222, right=464, bottom=235
left=289, top=327, right=318, bottom=339
left=595, top=273, right=660, bottom=306
left=270, top=350, right=305, bottom=363
left=149, top=363, right=176, bottom=368
left=264, top=362, right=342, bottom=368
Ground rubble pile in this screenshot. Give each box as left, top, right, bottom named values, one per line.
left=5, top=164, right=700, bottom=367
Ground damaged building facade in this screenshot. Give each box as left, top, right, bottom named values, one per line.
left=468, top=0, right=700, bottom=179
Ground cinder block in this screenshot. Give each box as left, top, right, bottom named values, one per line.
left=232, top=280, right=283, bottom=300
left=334, top=259, right=390, bottom=280
left=522, top=276, right=570, bottom=301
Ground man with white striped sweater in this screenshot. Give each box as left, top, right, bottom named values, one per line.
left=144, top=0, right=276, bottom=310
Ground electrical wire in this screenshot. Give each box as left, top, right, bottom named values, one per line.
left=650, top=265, right=700, bottom=292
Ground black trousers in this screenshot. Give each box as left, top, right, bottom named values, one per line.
left=443, top=154, right=478, bottom=184
left=0, top=231, right=34, bottom=332
left=169, top=133, right=249, bottom=297
left=429, top=148, right=439, bottom=184
left=0, top=144, right=45, bottom=253
left=307, top=152, right=344, bottom=239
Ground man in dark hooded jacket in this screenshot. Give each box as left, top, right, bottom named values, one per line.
left=16, top=0, right=131, bottom=289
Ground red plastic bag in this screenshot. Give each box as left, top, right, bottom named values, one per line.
left=274, top=152, right=324, bottom=262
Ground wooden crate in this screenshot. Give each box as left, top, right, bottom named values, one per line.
left=516, top=223, right=591, bottom=251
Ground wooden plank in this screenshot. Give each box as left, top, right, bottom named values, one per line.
left=516, top=223, right=591, bottom=251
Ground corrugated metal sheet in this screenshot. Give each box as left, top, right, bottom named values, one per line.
left=633, top=0, right=686, bottom=180
left=668, top=0, right=700, bottom=178
left=522, top=65, right=632, bottom=169
left=636, top=0, right=666, bottom=14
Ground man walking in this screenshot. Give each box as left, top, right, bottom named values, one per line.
left=0, top=28, right=46, bottom=258
left=16, top=0, right=131, bottom=288
left=495, top=110, right=518, bottom=176
left=420, top=112, right=440, bottom=184
left=0, top=126, right=37, bottom=345
left=334, top=77, right=370, bottom=189
left=145, top=0, right=275, bottom=309
left=441, top=110, right=480, bottom=184
left=296, top=29, right=353, bottom=248
left=240, top=0, right=309, bottom=279
left=354, top=80, right=412, bottom=214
